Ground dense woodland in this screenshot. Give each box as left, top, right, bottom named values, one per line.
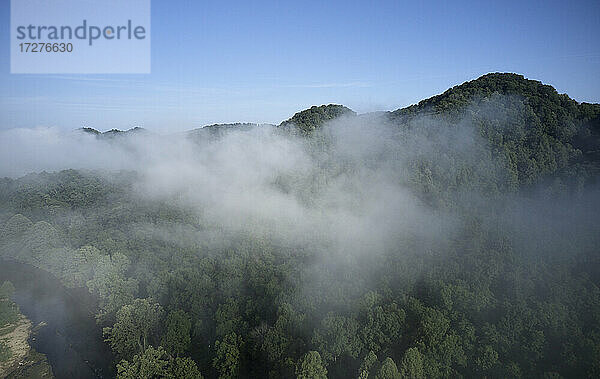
left=1, top=73, right=600, bottom=378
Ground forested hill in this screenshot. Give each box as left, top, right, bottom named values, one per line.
left=279, top=73, right=600, bottom=190
left=80, top=126, right=148, bottom=138
left=389, top=73, right=600, bottom=154
left=390, top=73, right=593, bottom=118
left=279, top=104, right=355, bottom=134
left=387, top=73, right=600, bottom=188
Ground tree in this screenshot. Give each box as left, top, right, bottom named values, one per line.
left=358, top=292, right=405, bottom=353
left=167, top=357, right=204, bottom=379
left=162, top=310, right=192, bottom=357
left=0, top=281, right=18, bottom=327
left=117, top=346, right=169, bottom=379
left=0, top=214, right=32, bottom=240
left=104, top=298, right=164, bottom=360
left=376, top=358, right=400, bottom=379
left=87, top=253, right=139, bottom=322
left=399, top=348, right=424, bottom=378
left=312, top=313, right=362, bottom=362
left=213, top=332, right=242, bottom=379
left=261, top=326, right=289, bottom=362
left=215, top=298, right=245, bottom=338
left=0, top=281, right=15, bottom=300
left=358, top=350, right=378, bottom=379
left=296, top=351, right=328, bottom=379
left=475, top=345, right=499, bottom=374
left=23, top=221, right=62, bottom=260
left=116, top=346, right=203, bottom=379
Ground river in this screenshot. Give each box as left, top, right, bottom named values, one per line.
left=0, top=260, right=115, bottom=379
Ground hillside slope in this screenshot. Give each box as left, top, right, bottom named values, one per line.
left=389, top=73, right=600, bottom=188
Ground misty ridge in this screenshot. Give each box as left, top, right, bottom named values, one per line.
left=1, top=73, right=600, bottom=378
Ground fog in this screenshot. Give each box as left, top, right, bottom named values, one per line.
left=2, top=101, right=600, bottom=378
left=0, top=117, right=458, bottom=258
left=1, top=108, right=597, bottom=263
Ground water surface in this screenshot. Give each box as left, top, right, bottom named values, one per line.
left=0, top=259, right=114, bottom=379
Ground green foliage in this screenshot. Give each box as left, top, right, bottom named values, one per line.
left=117, top=346, right=170, bottom=379
left=0, top=73, right=599, bottom=378
left=312, top=313, right=362, bottom=362
left=0, top=281, right=18, bottom=328
left=162, top=310, right=192, bottom=357
left=22, top=221, right=62, bottom=259
left=296, top=350, right=328, bottom=379
left=116, top=346, right=203, bottom=379
left=0, top=214, right=32, bottom=240
left=0, top=281, right=15, bottom=300
left=358, top=350, right=377, bottom=379
left=390, top=73, right=600, bottom=191
left=358, top=292, right=405, bottom=353
left=280, top=104, right=355, bottom=134
left=104, top=298, right=164, bottom=360
left=213, top=332, right=242, bottom=379
left=88, top=253, right=139, bottom=322
left=399, top=348, right=424, bottom=379
left=375, top=357, right=400, bottom=379
left=0, top=341, right=11, bottom=363
left=168, top=356, right=204, bottom=379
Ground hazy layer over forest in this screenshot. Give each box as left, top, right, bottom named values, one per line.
left=1, top=73, right=599, bottom=378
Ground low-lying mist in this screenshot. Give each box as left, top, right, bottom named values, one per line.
left=2, top=108, right=598, bottom=264
left=1, top=96, right=599, bottom=378
left=1, top=116, right=453, bottom=256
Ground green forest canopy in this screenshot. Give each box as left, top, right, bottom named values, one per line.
left=1, top=73, right=599, bottom=378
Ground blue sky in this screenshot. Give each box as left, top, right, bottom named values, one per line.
left=0, top=0, right=599, bottom=132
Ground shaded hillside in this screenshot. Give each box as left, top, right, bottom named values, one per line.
left=386, top=73, right=600, bottom=189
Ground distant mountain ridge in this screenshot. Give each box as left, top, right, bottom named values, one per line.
left=78, top=73, right=600, bottom=136
left=79, top=126, right=147, bottom=138
left=75, top=73, right=600, bottom=188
